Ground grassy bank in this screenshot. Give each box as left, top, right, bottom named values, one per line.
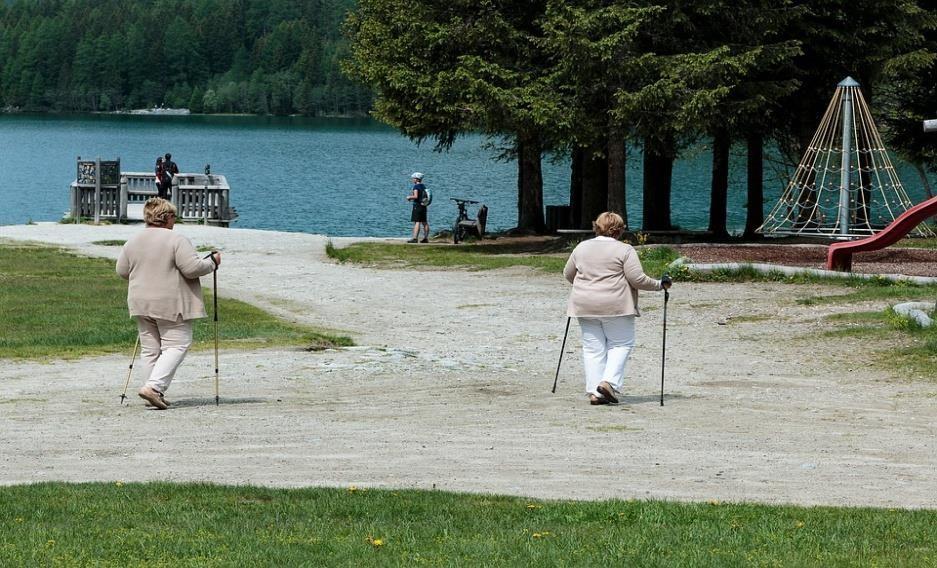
left=1, top=482, right=934, bottom=566
left=326, top=240, right=678, bottom=277
left=0, top=244, right=351, bottom=359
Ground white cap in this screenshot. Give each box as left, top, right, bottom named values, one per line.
left=410, top=172, right=424, bottom=180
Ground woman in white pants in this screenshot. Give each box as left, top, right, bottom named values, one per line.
left=563, top=212, right=671, bottom=405
left=117, top=198, right=220, bottom=409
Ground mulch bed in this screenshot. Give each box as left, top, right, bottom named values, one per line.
left=475, top=235, right=937, bottom=278
left=672, top=244, right=937, bottom=277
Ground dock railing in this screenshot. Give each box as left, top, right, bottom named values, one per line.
left=69, top=159, right=237, bottom=226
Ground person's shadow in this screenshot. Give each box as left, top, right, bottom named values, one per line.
left=617, top=394, right=687, bottom=405
left=162, top=397, right=267, bottom=408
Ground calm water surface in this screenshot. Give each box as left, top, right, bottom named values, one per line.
left=0, top=113, right=931, bottom=236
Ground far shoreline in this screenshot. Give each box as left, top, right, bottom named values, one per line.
left=0, top=221, right=406, bottom=245
left=1, top=107, right=372, bottom=120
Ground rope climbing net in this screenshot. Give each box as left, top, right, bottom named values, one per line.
left=759, top=78, right=934, bottom=239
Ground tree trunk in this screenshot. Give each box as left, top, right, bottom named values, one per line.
left=642, top=136, right=673, bottom=231
left=580, top=147, right=608, bottom=228
left=516, top=133, right=545, bottom=232
left=607, top=129, right=627, bottom=227
left=569, top=148, right=584, bottom=229
left=708, top=128, right=729, bottom=237
left=744, top=132, right=765, bottom=237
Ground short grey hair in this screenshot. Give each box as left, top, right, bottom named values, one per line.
left=143, top=198, right=177, bottom=227
left=592, top=211, right=625, bottom=238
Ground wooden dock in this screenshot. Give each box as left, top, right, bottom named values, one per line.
left=68, top=158, right=238, bottom=226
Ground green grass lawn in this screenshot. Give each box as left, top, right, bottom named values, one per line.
left=893, top=237, right=937, bottom=250
left=0, top=244, right=351, bottom=359
left=326, top=240, right=679, bottom=277
left=1, top=482, right=934, bottom=566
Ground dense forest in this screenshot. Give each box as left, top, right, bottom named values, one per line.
left=0, top=0, right=371, bottom=115
left=346, top=0, right=937, bottom=232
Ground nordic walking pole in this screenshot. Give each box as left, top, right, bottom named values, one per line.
left=660, top=275, right=672, bottom=407
left=204, top=251, right=220, bottom=406
left=212, top=258, right=220, bottom=406
left=119, top=335, right=140, bottom=405
left=551, top=317, right=571, bottom=393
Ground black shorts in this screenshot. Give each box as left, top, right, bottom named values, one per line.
left=411, top=207, right=427, bottom=223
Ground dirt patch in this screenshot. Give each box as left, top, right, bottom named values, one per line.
left=1, top=224, right=936, bottom=508
left=674, top=244, right=937, bottom=277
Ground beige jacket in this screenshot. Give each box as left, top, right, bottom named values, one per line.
left=564, top=236, right=661, bottom=317
left=116, top=228, right=217, bottom=321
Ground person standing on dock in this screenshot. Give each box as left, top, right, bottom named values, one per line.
left=406, top=172, right=430, bottom=243
left=155, top=156, right=168, bottom=199
left=163, top=152, right=179, bottom=198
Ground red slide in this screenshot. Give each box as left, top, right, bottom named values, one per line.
left=827, top=195, right=937, bottom=271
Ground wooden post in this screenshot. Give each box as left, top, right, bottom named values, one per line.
left=93, top=157, right=101, bottom=224
left=70, top=184, right=78, bottom=220
left=171, top=176, right=180, bottom=217
left=221, top=188, right=229, bottom=224
left=119, top=175, right=128, bottom=222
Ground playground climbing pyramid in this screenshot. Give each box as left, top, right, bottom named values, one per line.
left=759, top=77, right=934, bottom=239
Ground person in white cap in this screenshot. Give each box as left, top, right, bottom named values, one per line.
left=405, top=172, right=430, bottom=243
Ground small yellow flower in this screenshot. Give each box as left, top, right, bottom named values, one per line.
left=347, top=485, right=358, bottom=493
left=115, top=481, right=124, bottom=487
left=526, top=503, right=542, bottom=510
left=532, top=533, right=542, bottom=539
left=46, top=540, right=55, bottom=547
left=795, top=521, right=805, bottom=529
left=15, top=518, right=24, bottom=523
left=366, top=536, right=384, bottom=547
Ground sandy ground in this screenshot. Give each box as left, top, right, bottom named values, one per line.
left=1, top=223, right=936, bottom=508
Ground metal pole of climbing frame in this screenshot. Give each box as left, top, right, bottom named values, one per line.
left=838, top=77, right=858, bottom=236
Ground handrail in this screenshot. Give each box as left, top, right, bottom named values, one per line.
left=69, top=171, right=236, bottom=225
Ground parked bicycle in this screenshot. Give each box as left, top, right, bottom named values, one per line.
left=451, top=198, right=488, bottom=244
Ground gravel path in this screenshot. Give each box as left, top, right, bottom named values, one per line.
left=1, top=223, right=935, bottom=508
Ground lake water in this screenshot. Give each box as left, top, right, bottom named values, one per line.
left=0, top=113, right=932, bottom=236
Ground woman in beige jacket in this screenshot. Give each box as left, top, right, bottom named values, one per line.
left=564, top=212, right=671, bottom=405
left=117, top=198, right=221, bottom=409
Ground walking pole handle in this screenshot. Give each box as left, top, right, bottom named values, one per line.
left=204, top=251, right=220, bottom=268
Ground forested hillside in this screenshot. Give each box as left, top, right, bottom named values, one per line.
left=0, top=0, right=372, bottom=115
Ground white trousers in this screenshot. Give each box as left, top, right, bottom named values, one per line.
left=136, top=316, right=193, bottom=394
left=578, top=316, right=635, bottom=397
